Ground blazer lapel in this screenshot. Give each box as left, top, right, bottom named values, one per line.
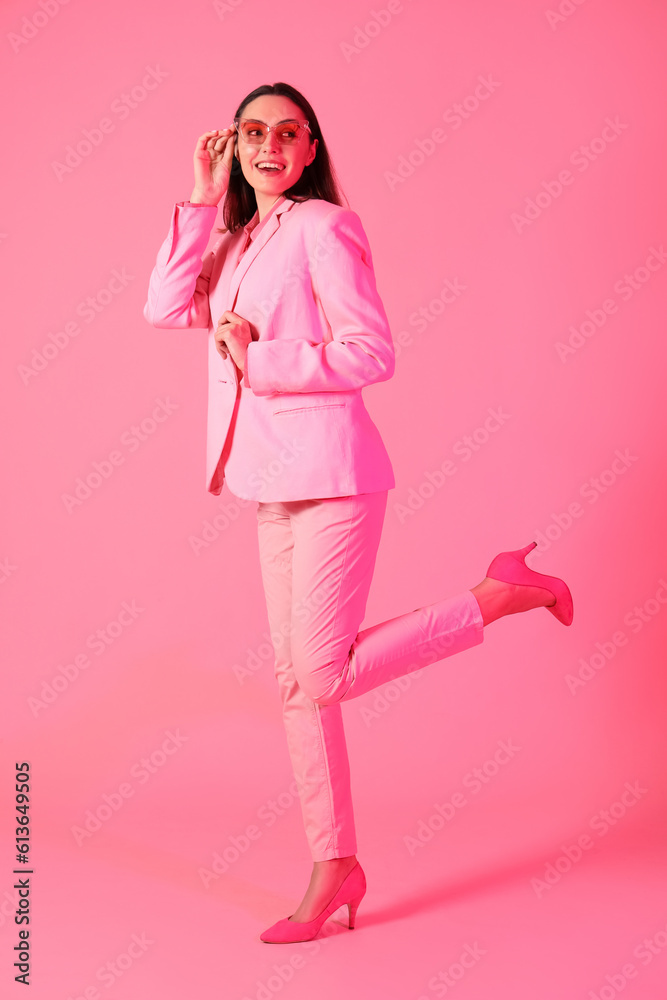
left=227, top=197, right=295, bottom=310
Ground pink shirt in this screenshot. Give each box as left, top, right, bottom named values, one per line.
left=238, top=195, right=287, bottom=260
left=234, top=196, right=287, bottom=386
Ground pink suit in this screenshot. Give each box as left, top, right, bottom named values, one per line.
left=144, top=195, right=484, bottom=860
left=143, top=195, right=395, bottom=500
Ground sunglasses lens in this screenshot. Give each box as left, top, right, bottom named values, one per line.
left=238, top=121, right=304, bottom=144
left=276, top=123, right=302, bottom=143
left=239, top=122, right=265, bottom=144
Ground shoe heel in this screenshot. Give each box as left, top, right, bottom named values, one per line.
left=347, top=894, right=364, bottom=929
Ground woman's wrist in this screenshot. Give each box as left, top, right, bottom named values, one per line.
left=188, top=191, right=220, bottom=206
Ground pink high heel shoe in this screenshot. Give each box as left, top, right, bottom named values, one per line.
left=486, top=541, right=574, bottom=626
left=260, top=861, right=367, bottom=943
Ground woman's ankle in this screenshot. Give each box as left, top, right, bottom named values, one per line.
left=470, top=581, right=505, bottom=626
left=314, top=854, right=356, bottom=868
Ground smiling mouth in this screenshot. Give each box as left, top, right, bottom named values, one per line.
left=254, top=163, right=286, bottom=173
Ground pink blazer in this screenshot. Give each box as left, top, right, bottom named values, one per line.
left=143, top=195, right=395, bottom=501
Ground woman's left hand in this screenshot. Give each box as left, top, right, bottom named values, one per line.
left=215, top=311, right=254, bottom=375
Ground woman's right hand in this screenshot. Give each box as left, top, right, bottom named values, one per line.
left=191, top=127, right=237, bottom=206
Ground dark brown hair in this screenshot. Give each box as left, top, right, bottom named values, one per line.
left=215, top=82, right=347, bottom=234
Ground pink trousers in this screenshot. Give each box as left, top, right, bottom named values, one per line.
left=255, top=490, right=485, bottom=861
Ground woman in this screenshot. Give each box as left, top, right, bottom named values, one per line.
left=144, top=81, right=573, bottom=944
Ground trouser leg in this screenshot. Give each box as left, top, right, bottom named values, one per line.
left=288, top=492, right=485, bottom=706
left=256, top=500, right=358, bottom=862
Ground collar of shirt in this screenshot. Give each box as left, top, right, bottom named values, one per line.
left=240, top=194, right=289, bottom=256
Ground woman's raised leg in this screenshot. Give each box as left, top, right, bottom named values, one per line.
left=286, top=492, right=484, bottom=706
left=287, top=493, right=556, bottom=707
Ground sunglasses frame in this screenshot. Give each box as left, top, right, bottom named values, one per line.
left=232, top=117, right=312, bottom=145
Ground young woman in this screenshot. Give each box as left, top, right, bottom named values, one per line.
left=144, top=81, right=573, bottom=944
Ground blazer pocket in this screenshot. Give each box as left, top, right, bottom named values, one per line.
left=273, top=403, right=346, bottom=416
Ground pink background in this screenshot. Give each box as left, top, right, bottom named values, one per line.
left=2, top=0, right=667, bottom=997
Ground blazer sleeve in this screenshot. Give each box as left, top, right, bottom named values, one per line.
left=244, top=206, right=395, bottom=394
left=143, top=202, right=220, bottom=329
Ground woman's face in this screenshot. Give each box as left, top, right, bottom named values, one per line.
left=234, top=95, right=318, bottom=197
